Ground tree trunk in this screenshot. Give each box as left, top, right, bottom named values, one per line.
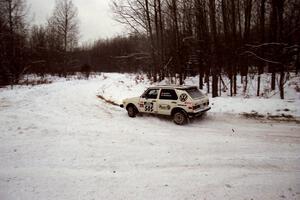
left=145, top=0, right=157, bottom=82
left=206, top=71, right=210, bottom=93
left=257, top=0, right=266, bottom=96
left=279, top=70, right=284, bottom=99
left=199, top=68, right=203, bottom=89
left=244, top=0, right=252, bottom=43
left=212, top=74, right=218, bottom=97
left=257, top=74, right=261, bottom=96
left=154, top=0, right=160, bottom=81
left=219, top=74, right=222, bottom=96
left=230, top=74, right=233, bottom=96
left=171, top=0, right=182, bottom=85
left=233, top=71, right=237, bottom=95
left=209, top=0, right=218, bottom=98
left=157, top=0, right=164, bottom=76
left=237, top=0, right=242, bottom=40
left=242, top=0, right=252, bottom=85
left=243, top=75, right=248, bottom=95
left=179, top=73, right=183, bottom=85
left=296, top=53, right=299, bottom=74
left=230, top=0, right=237, bottom=97
left=271, top=72, right=276, bottom=90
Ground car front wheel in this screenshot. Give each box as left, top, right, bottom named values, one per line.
left=127, top=105, right=137, bottom=118
left=173, top=111, right=187, bottom=125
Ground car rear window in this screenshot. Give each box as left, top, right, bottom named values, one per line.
left=184, top=87, right=204, bottom=99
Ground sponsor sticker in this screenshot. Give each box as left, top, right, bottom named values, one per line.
left=159, top=104, right=171, bottom=110
left=179, top=93, right=188, bottom=102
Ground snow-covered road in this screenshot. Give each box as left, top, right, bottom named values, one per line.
left=0, top=77, right=300, bottom=200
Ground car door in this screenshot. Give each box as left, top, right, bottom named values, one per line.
left=157, top=89, right=178, bottom=115
left=140, top=88, right=159, bottom=114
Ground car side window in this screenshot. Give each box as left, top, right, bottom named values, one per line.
left=159, top=89, right=178, bottom=100
left=144, top=89, right=159, bottom=99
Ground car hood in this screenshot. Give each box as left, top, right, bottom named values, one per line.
left=123, top=97, right=140, bottom=103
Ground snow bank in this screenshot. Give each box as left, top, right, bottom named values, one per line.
left=184, top=73, right=300, bottom=100
left=2, top=72, right=299, bottom=118
left=96, top=73, right=300, bottom=118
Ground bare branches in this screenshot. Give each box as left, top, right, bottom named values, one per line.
left=245, top=42, right=288, bottom=48
left=111, top=0, right=147, bottom=33
left=241, top=51, right=281, bottom=64
left=49, top=0, right=79, bottom=52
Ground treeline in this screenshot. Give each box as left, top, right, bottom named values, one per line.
left=110, top=0, right=300, bottom=99
left=1, top=0, right=300, bottom=99
left=0, top=0, right=79, bottom=85
left=80, top=34, right=151, bottom=73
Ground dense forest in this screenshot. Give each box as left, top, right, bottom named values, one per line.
left=0, top=0, right=299, bottom=99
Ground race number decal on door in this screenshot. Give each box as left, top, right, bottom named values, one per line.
left=144, top=102, right=153, bottom=112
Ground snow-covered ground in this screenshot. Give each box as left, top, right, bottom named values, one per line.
left=97, top=73, right=300, bottom=119
left=0, top=73, right=299, bottom=200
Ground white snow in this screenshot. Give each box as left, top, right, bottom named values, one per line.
left=97, top=73, right=300, bottom=118
left=0, top=73, right=300, bottom=200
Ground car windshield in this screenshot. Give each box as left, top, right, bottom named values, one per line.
left=184, top=87, right=204, bottom=99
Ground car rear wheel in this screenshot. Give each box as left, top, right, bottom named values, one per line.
left=173, top=111, right=187, bottom=125
left=127, top=105, right=137, bottom=118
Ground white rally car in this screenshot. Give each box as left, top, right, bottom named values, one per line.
left=120, top=85, right=210, bottom=125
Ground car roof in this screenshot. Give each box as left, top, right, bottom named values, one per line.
left=147, top=85, right=197, bottom=90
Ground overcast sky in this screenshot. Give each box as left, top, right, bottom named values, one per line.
left=27, top=0, right=126, bottom=43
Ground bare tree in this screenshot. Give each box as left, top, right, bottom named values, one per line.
left=0, top=0, right=28, bottom=85
left=257, top=0, right=266, bottom=97
left=49, top=0, right=79, bottom=52
left=111, top=0, right=147, bottom=33
left=209, top=0, right=218, bottom=97
left=109, top=0, right=299, bottom=99
left=48, top=0, right=79, bottom=76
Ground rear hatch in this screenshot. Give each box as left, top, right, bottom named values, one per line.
left=183, top=87, right=209, bottom=110
left=184, top=87, right=205, bottom=99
